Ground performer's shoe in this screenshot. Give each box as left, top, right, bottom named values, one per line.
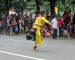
left=33, top=46, right=37, bottom=51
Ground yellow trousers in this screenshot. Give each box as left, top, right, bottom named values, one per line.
left=35, top=29, right=42, bottom=47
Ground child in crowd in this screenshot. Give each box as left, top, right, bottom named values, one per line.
left=66, top=22, right=73, bottom=39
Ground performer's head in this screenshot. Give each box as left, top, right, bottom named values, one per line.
left=42, top=12, right=46, bottom=17
left=40, top=12, right=47, bottom=18
left=36, top=11, right=47, bottom=18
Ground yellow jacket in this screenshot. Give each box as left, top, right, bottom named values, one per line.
left=33, top=16, right=50, bottom=46
left=33, top=16, right=50, bottom=29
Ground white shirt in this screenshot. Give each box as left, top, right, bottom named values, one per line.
left=51, top=18, right=58, bottom=29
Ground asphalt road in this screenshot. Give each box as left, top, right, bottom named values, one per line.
left=0, top=34, right=75, bottom=60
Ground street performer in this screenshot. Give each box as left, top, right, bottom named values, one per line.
left=33, top=12, right=51, bottom=50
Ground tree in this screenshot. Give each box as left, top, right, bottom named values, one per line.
left=26, top=0, right=43, bottom=13
left=5, top=0, right=9, bottom=16
left=35, top=0, right=40, bottom=12
left=5, top=0, right=13, bottom=16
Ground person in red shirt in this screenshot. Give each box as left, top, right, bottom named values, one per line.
left=57, top=17, right=63, bottom=37
left=63, top=11, right=71, bottom=29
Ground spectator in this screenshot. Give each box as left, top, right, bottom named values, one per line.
left=57, top=17, right=63, bottom=37
left=51, top=16, right=58, bottom=39
left=72, top=13, right=75, bottom=25
left=0, top=20, right=2, bottom=33
left=66, top=22, right=73, bottom=39
left=63, top=11, right=71, bottom=29
left=6, top=17, right=10, bottom=35
left=12, top=19, right=16, bottom=33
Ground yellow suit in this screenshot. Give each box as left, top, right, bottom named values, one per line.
left=33, top=17, right=50, bottom=47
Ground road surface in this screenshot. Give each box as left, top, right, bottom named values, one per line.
left=0, top=34, right=75, bottom=60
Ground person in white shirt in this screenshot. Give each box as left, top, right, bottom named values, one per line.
left=51, top=16, right=58, bottom=39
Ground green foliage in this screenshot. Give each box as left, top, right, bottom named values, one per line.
left=0, top=0, right=75, bottom=14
